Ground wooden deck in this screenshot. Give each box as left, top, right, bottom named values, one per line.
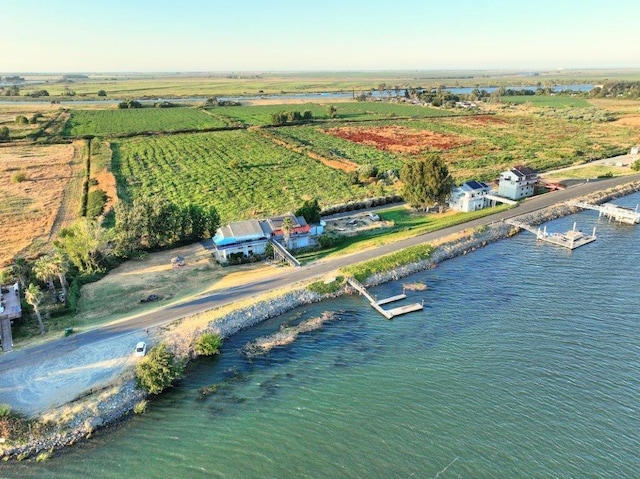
left=569, top=200, right=640, bottom=225
left=506, top=219, right=597, bottom=250
left=347, top=278, right=423, bottom=319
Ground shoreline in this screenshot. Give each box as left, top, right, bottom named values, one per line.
left=2, top=179, right=640, bottom=461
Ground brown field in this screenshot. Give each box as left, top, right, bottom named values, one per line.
left=0, top=143, right=83, bottom=266
left=325, top=126, right=473, bottom=154
left=614, top=116, right=640, bottom=128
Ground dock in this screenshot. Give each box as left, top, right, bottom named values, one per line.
left=506, top=219, right=596, bottom=250
left=346, top=277, right=423, bottom=320
left=568, top=200, right=640, bottom=225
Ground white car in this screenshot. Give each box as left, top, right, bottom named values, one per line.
left=368, top=212, right=380, bottom=221
left=135, top=341, right=147, bottom=357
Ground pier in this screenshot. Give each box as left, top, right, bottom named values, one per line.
left=346, top=277, right=424, bottom=319
left=568, top=201, right=640, bottom=225
left=505, top=219, right=596, bottom=250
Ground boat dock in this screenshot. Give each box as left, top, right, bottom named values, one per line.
left=568, top=200, right=640, bottom=225
left=346, top=277, right=424, bottom=319
left=506, top=219, right=596, bottom=250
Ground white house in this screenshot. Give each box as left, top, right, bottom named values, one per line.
left=449, top=180, right=492, bottom=212
left=498, top=166, right=538, bottom=200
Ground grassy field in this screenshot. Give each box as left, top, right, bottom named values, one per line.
left=111, top=130, right=388, bottom=222
left=501, top=95, right=592, bottom=107
left=63, top=107, right=229, bottom=137
left=0, top=143, right=84, bottom=266
left=213, top=102, right=453, bottom=126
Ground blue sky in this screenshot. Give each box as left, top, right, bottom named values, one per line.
left=4, top=0, right=639, bottom=72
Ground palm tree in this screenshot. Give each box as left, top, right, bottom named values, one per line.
left=281, top=216, right=294, bottom=248
left=33, top=255, right=57, bottom=303
left=25, top=283, right=45, bottom=334
left=11, top=257, right=31, bottom=288
left=50, top=250, right=69, bottom=302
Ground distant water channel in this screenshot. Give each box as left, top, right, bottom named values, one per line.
left=6, top=192, right=640, bottom=478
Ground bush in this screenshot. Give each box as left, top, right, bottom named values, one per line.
left=133, top=399, right=148, bottom=414
left=15, top=115, right=29, bottom=125
left=0, top=403, right=11, bottom=417
left=11, top=171, right=26, bottom=183
left=136, top=343, right=184, bottom=394
left=632, top=159, right=640, bottom=171
left=86, top=189, right=108, bottom=218
left=194, top=332, right=223, bottom=356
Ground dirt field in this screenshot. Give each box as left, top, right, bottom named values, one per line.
left=325, top=126, right=473, bottom=154
left=0, top=143, right=83, bottom=266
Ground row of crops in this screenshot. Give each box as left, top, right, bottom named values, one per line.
left=63, top=108, right=229, bottom=137
left=63, top=102, right=454, bottom=137
left=111, top=130, right=391, bottom=222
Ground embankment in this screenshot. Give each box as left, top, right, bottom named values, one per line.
left=3, top=179, right=639, bottom=461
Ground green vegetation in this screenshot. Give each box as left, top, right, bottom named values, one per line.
left=112, top=130, right=370, bottom=222
left=342, top=244, right=435, bottom=282
left=307, top=276, right=345, bottom=294
left=401, top=155, right=454, bottom=208
left=194, top=332, right=223, bottom=356
left=136, top=343, right=185, bottom=395
left=295, top=198, right=322, bottom=224
left=632, top=159, right=640, bottom=171
left=133, top=399, right=149, bottom=414
left=86, top=189, right=108, bottom=218
left=11, top=171, right=26, bottom=183
left=502, top=95, right=591, bottom=107
left=63, top=108, right=228, bottom=137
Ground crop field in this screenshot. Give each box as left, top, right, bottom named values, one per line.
left=213, top=102, right=452, bottom=126
left=501, top=95, right=591, bottom=107
left=271, top=113, right=640, bottom=182
left=111, top=130, right=386, bottom=222
left=63, top=107, right=228, bottom=137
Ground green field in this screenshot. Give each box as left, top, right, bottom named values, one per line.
left=111, top=130, right=389, bottom=222
left=213, top=102, right=453, bottom=126
left=502, top=95, right=591, bottom=107
left=63, top=107, right=228, bottom=137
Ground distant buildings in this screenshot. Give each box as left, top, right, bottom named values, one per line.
left=449, top=180, right=492, bottom=212
left=212, top=213, right=324, bottom=264
left=498, top=166, right=538, bottom=200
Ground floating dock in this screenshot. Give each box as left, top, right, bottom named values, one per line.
left=506, top=219, right=596, bottom=250
left=346, top=277, right=423, bottom=319
left=568, top=201, right=640, bottom=225
left=536, top=223, right=597, bottom=250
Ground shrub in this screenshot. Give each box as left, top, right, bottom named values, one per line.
left=86, top=189, right=108, bottom=218
left=632, top=159, right=640, bottom=171
left=36, top=450, right=53, bottom=462
left=307, top=276, right=345, bottom=295
left=0, top=403, right=11, bottom=417
left=194, top=333, right=223, bottom=356
left=15, top=115, right=29, bottom=125
left=136, top=344, right=184, bottom=394
left=11, top=171, right=26, bottom=183
left=133, top=399, right=148, bottom=414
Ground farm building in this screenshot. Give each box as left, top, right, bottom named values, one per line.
left=449, top=180, right=492, bottom=212
left=498, top=166, right=538, bottom=200
left=212, top=213, right=319, bottom=263
left=0, top=283, right=21, bottom=352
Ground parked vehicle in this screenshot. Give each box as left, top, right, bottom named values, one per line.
left=135, top=341, right=147, bottom=357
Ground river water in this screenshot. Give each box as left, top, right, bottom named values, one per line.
left=5, top=193, right=640, bottom=478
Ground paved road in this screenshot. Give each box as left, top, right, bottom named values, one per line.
left=2, top=173, right=639, bottom=374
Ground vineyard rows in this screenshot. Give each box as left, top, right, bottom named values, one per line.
left=112, top=130, right=382, bottom=222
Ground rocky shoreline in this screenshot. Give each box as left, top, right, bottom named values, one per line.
left=3, top=179, right=639, bottom=461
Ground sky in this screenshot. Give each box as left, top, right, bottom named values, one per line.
left=3, top=0, right=639, bottom=72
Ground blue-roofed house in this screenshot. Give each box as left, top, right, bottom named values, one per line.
left=449, top=180, right=492, bottom=212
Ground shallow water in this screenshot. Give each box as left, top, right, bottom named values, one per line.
left=5, top=193, right=640, bottom=478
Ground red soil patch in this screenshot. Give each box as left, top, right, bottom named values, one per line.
left=325, top=126, right=472, bottom=154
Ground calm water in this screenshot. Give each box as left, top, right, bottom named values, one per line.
left=4, top=193, right=640, bottom=479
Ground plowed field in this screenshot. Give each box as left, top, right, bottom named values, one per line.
left=325, top=126, right=472, bottom=154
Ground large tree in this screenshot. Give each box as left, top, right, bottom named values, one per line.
left=295, top=199, right=321, bottom=225
left=54, top=218, right=109, bottom=274
left=33, top=256, right=57, bottom=302
left=401, top=155, right=454, bottom=210
left=51, top=250, right=70, bottom=302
